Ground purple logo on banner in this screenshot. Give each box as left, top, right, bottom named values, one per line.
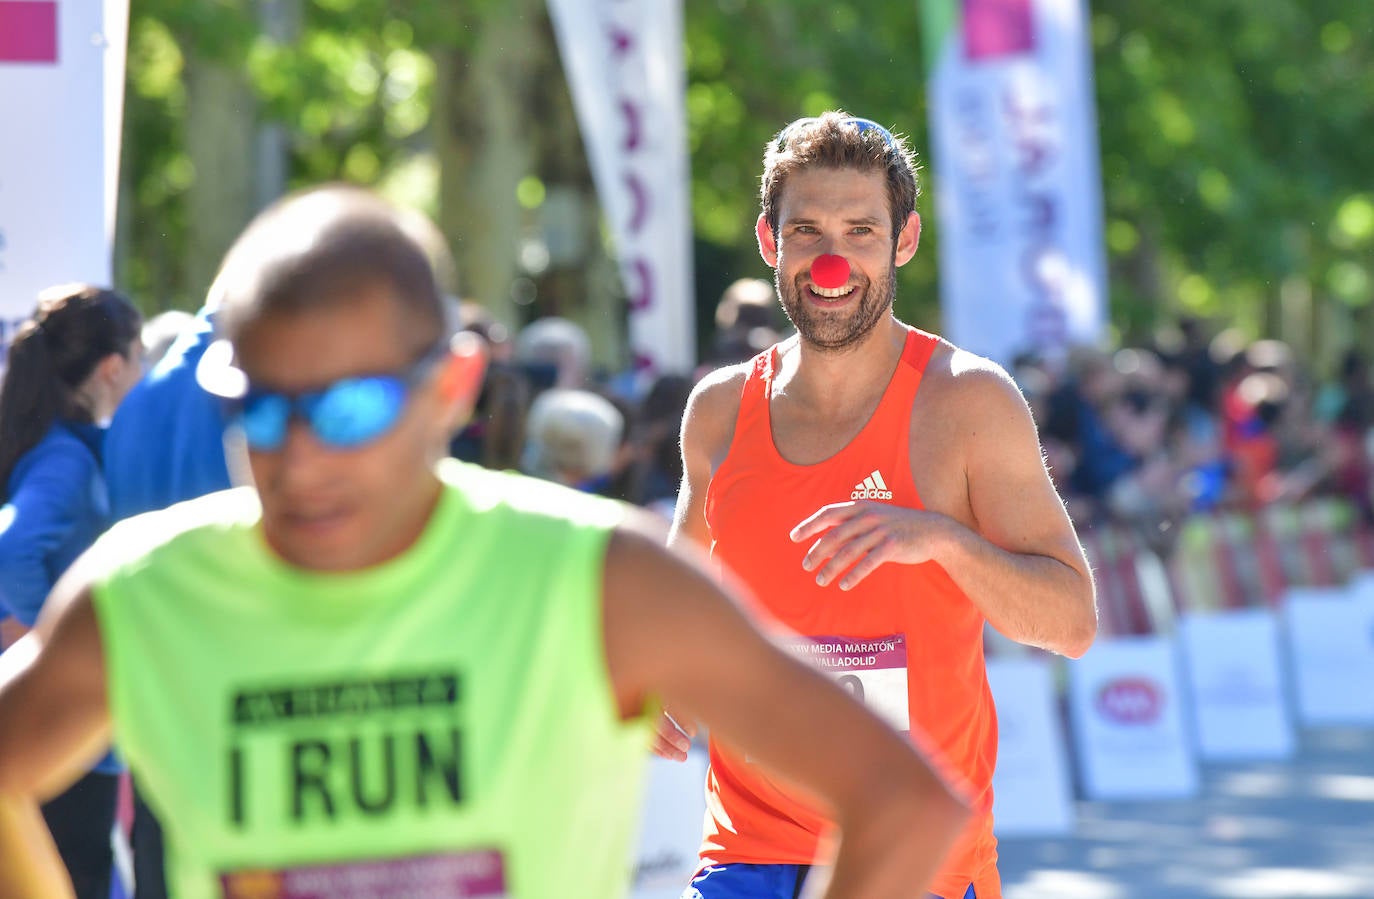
left=963, top=0, right=1034, bottom=61
left=1096, top=677, right=1164, bottom=726
left=0, top=1, right=59, bottom=64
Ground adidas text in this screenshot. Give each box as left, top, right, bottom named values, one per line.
left=852, top=469, right=893, bottom=500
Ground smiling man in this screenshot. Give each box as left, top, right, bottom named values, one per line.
left=0, top=184, right=968, bottom=899
left=661, top=112, right=1097, bottom=899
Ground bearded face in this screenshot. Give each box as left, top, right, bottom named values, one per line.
left=776, top=253, right=897, bottom=352
left=760, top=167, right=912, bottom=354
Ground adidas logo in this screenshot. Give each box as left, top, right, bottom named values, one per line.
left=851, top=469, right=893, bottom=501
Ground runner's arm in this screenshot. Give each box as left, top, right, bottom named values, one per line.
left=931, top=359, right=1096, bottom=656
left=0, top=560, right=113, bottom=899
left=605, top=514, right=969, bottom=897
left=654, top=367, right=746, bottom=760
left=667, top=366, right=745, bottom=552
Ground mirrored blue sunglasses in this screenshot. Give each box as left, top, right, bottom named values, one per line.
left=226, top=343, right=448, bottom=452
left=774, top=116, right=898, bottom=152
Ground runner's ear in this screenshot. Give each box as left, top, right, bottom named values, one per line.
left=437, top=331, right=487, bottom=425
left=894, top=212, right=921, bottom=267
left=756, top=213, right=779, bottom=268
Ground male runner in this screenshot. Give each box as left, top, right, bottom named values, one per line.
left=662, top=112, right=1097, bottom=899
left=0, top=185, right=967, bottom=899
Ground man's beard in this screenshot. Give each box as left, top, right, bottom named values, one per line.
left=777, top=258, right=896, bottom=352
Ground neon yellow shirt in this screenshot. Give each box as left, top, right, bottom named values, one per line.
left=92, top=460, right=649, bottom=899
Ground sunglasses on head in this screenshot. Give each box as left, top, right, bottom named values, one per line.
left=218, top=342, right=449, bottom=452
left=774, top=116, right=898, bottom=153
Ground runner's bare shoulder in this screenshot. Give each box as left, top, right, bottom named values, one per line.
left=916, top=339, right=1028, bottom=427
left=681, top=359, right=755, bottom=464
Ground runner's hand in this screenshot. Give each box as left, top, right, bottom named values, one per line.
left=650, top=709, right=696, bottom=761
left=791, top=501, right=949, bottom=591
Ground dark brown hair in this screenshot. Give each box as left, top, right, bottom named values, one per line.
left=210, top=184, right=449, bottom=347
left=0, top=285, right=142, bottom=496
left=761, top=110, right=920, bottom=245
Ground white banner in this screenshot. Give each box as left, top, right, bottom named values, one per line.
left=0, top=0, right=128, bottom=367
left=1068, top=636, right=1198, bottom=800
left=921, top=0, right=1106, bottom=366
left=547, top=0, right=696, bottom=378
left=1178, top=609, right=1295, bottom=760
left=987, top=656, right=1075, bottom=837
left=1283, top=587, right=1374, bottom=726
left=630, top=749, right=707, bottom=899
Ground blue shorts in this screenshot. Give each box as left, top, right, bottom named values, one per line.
left=682, top=864, right=975, bottom=899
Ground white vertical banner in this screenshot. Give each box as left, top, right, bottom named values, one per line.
left=0, top=0, right=129, bottom=366
left=1283, top=587, right=1374, bottom=726
left=1177, top=609, right=1295, bottom=761
left=1068, top=636, right=1199, bottom=800
left=547, top=0, right=696, bottom=378
left=630, top=750, right=708, bottom=899
left=987, top=656, right=1076, bottom=837
left=920, top=0, right=1106, bottom=366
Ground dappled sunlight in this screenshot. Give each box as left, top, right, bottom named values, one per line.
left=1005, top=870, right=1124, bottom=899
left=1000, top=729, right=1374, bottom=898
left=1209, top=868, right=1373, bottom=898
left=1312, top=774, right=1374, bottom=802
left=1214, top=770, right=1293, bottom=799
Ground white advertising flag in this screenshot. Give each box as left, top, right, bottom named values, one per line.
left=0, top=0, right=129, bottom=366
left=1068, top=636, right=1199, bottom=800
left=987, top=656, right=1076, bottom=836
left=630, top=750, right=708, bottom=899
left=921, top=0, right=1107, bottom=366
left=1283, top=587, right=1374, bottom=726
left=1178, top=609, right=1295, bottom=760
left=547, top=0, right=696, bottom=377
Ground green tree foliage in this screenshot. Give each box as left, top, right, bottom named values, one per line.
left=118, top=1, right=1373, bottom=368
left=1090, top=0, right=1374, bottom=357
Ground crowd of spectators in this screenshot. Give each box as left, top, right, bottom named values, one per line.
left=1013, top=318, right=1374, bottom=555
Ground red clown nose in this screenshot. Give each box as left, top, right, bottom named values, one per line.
left=810, top=254, right=850, bottom=290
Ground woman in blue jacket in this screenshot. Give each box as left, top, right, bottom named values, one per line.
left=0, top=283, right=142, bottom=899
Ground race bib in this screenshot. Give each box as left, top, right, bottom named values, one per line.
left=220, top=849, right=507, bottom=899
left=783, top=633, right=911, bottom=735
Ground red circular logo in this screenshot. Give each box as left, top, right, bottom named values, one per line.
left=1095, top=677, right=1164, bottom=725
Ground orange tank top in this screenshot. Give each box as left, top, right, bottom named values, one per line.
left=701, top=328, right=1001, bottom=899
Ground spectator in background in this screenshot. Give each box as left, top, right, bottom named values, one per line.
left=1099, top=348, right=1188, bottom=544
left=514, top=315, right=590, bottom=390
left=616, top=373, right=693, bottom=517
left=707, top=277, right=786, bottom=366
left=449, top=301, right=530, bottom=471
left=105, top=304, right=233, bottom=524
left=1220, top=340, right=1294, bottom=508
left=0, top=284, right=142, bottom=899
left=1325, top=349, right=1374, bottom=521
left=1159, top=359, right=1230, bottom=515
left=1176, top=314, right=1224, bottom=413
left=1045, top=345, right=1136, bottom=520
left=521, top=387, right=624, bottom=493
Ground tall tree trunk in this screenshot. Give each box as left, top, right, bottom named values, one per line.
left=183, top=57, right=258, bottom=303
left=254, top=0, right=300, bottom=211
left=432, top=2, right=545, bottom=330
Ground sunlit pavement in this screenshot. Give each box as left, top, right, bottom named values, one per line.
left=997, top=728, right=1374, bottom=899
